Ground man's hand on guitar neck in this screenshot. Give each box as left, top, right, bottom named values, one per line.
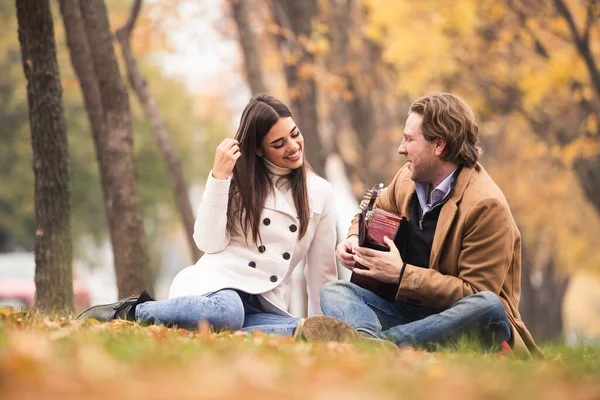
left=335, top=235, right=359, bottom=270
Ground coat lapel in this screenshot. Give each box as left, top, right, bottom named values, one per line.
left=398, top=179, right=416, bottom=217
left=429, top=165, right=475, bottom=269
left=306, top=173, right=325, bottom=215
left=263, top=173, right=325, bottom=220
left=429, top=201, right=457, bottom=269
left=263, top=187, right=298, bottom=220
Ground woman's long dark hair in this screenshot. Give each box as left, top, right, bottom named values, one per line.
left=226, top=95, right=310, bottom=245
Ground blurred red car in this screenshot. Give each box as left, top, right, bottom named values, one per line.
left=0, top=252, right=91, bottom=311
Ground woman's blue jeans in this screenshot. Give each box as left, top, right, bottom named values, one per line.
left=135, top=289, right=299, bottom=335
left=320, top=281, right=512, bottom=349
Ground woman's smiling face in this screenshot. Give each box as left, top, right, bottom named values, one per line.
left=257, top=116, right=304, bottom=169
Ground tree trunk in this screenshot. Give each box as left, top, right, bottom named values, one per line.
left=325, top=1, right=398, bottom=194
left=270, top=0, right=324, bottom=176
left=115, top=0, right=201, bottom=264
left=16, top=0, right=74, bottom=313
left=519, top=239, right=569, bottom=342
left=59, top=0, right=152, bottom=298
left=517, top=106, right=600, bottom=217
left=572, top=158, right=600, bottom=215
left=548, top=0, right=600, bottom=216
left=326, top=0, right=364, bottom=195
left=230, top=0, right=267, bottom=95
left=498, top=2, right=600, bottom=219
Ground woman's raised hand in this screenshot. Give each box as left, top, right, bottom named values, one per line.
left=212, top=139, right=241, bottom=180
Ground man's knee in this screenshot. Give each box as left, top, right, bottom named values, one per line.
left=475, top=291, right=512, bottom=342
left=465, top=292, right=511, bottom=343
left=320, top=280, right=355, bottom=302
left=320, top=280, right=360, bottom=314
left=470, top=291, right=507, bottom=320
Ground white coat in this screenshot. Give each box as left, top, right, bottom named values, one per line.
left=168, top=170, right=338, bottom=317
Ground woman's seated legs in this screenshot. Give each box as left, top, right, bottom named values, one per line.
left=242, top=312, right=300, bottom=336
left=135, top=289, right=245, bottom=331
left=237, top=292, right=300, bottom=336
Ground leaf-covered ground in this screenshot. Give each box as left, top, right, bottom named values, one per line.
left=1, top=311, right=599, bottom=400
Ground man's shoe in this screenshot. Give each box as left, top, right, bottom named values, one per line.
left=294, top=316, right=397, bottom=350
left=292, top=318, right=306, bottom=339
left=76, top=290, right=154, bottom=322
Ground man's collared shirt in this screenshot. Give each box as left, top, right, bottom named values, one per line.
left=415, top=168, right=458, bottom=216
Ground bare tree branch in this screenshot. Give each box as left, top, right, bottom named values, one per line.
left=69, top=0, right=154, bottom=297
left=116, top=0, right=142, bottom=38
left=554, top=0, right=581, bottom=39
left=553, top=0, right=600, bottom=102
left=267, top=0, right=325, bottom=176
left=507, top=0, right=550, bottom=59
left=582, top=0, right=597, bottom=44
left=229, top=0, right=267, bottom=95
left=267, top=0, right=299, bottom=53
left=115, top=0, right=202, bottom=263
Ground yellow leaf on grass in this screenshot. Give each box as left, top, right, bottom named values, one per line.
left=0, top=307, right=18, bottom=315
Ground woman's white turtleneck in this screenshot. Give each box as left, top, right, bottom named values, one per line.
left=263, top=156, right=292, bottom=176
left=263, top=157, right=292, bottom=193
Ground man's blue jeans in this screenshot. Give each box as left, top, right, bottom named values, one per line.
left=135, top=289, right=299, bottom=335
left=320, top=281, right=511, bottom=349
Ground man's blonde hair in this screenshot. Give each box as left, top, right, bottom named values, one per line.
left=410, top=93, right=481, bottom=167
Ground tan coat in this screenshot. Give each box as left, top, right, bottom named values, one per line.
left=348, top=163, right=542, bottom=358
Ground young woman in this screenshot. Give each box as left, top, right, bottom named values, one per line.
left=78, top=95, right=338, bottom=335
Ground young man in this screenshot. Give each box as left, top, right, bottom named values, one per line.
left=296, top=93, right=541, bottom=358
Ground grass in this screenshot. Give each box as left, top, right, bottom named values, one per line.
left=1, top=311, right=599, bottom=400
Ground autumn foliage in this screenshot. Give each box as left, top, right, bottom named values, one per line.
left=0, top=311, right=599, bottom=400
